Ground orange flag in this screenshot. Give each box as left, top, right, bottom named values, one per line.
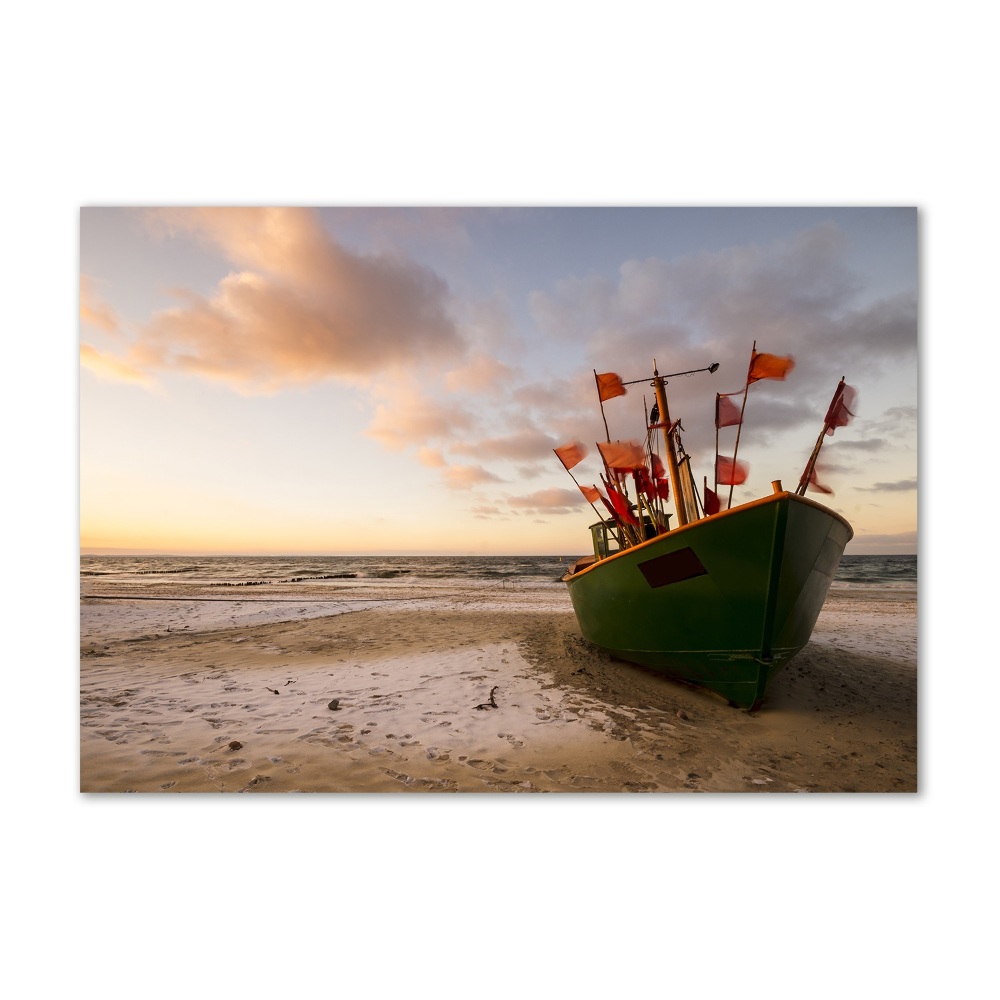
left=579, top=484, right=601, bottom=503
left=716, top=455, right=749, bottom=486
left=598, top=440, right=646, bottom=471
left=595, top=372, right=626, bottom=401
left=748, top=351, right=795, bottom=383
left=554, top=441, right=588, bottom=470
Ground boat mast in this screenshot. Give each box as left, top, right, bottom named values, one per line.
left=652, top=366, right=690, bottom=528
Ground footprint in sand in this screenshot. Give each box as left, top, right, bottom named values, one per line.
left=498, top=732, right=525, bottom=748
left=383, top=769, right=416, bottom=787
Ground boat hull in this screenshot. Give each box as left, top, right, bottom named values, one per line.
left=563, top=492, right=852, bottom=708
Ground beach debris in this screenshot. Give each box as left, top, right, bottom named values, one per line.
left=284, top=679, right=295, bottom=686
left=266, top=687, right=280, bottom=695
left=475, top=686, right=500, bottom=711
left=228, top=740, right=243, bottom=752
left=328, top=698, right=341, bottom=711
left=676, top=709, right=689, bottom=720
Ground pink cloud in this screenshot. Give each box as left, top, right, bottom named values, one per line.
left=80, top=276, right=120, bottom=335
left=507, top=487, right=582, bottom=513
left=470, top=505, right=506, bottom=519
left=417, top=447, right=447, bottom=468
left=80, top=343, right=152, bottom=387
left=101, top=208, right=465, bottom=391
left=366, top=379, right=479, bottom=451
left=451, top=429, right=557, bottom=462
left=443, top=354, right=518, bottom=393
left=443, top=465, right=504, bottom=490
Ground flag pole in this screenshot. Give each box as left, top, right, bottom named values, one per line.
left=644, top=394, right=667, bottom=527
left=600, top=474, right=640, bottom=547
left=552, top=449, right=609, bottom=525
left=727, top=340, right=756, bottom=510
left=714, top=393, right=720, bottom=496
left=596, top=447, right=638, bottom=548
left=796, top=377, right=845, bottom=495
left=652, top=366, right=690, bottom=528
left=594, top=370, right=611, bottom=442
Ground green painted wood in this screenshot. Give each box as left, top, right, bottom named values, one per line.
left=564, top=493, right=852, bottom=708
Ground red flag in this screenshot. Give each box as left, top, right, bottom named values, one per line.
left=824, top=382, right=857, bottom=436
left=598, top=440, right=646, bottom=472
left=716, top=393, right=743, bottom=428
left=807, top=466, right=833, bottom=494
left=655, top=478, right=670, bottom=501
left=650, top=453, right=665, bottom=480
left=578, top=483, right=601, bottom=503
left=634, top=467, right=657, bottom=499
left=716, top=455, right=749, bottom=486
left=704, top=482, right=720, bottom=515
left=605, top=483, right=640, bottom=526
left=596, top=372, right=626, bottom=402
left=748, top=351, right=795, bottom=383
left=554, top=441, right=588, bottom=470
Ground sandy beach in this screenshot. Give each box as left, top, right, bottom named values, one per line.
left=80, top=581, right=916, bottom=793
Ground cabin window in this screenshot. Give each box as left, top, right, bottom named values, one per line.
left=590, top=521, right=620, bottom=559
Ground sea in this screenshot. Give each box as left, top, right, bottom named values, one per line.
left=79, top=552, right=916, bottom=642
left=80, top=552, right=916, bottom=593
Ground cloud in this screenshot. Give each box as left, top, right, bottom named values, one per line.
left=834, top=437, right=890, bottom=452
left=470, top=505, right=506, bottom=519
left=443, top=354, right=518, bottom=393
left=531, top=223, right=914, bottom=389
left=80, top=276, right=121, bottom=335
left=860, top=478, right=918, bottom=492
left=849, top=531, right=918, bottom=554
left=525, top=223, right=916, bottom=472
left=444, top=464, right=504, bottom=489
left=865, top=405, right=918, bottom=437
left=94, top=208, right=465, bottom=392
left=366, top=378, right=479, bottom=450
left=417, top=447, right=447, bottom=468
left=452, top=429, right=558, bottom=463
left=80, top=343, right=152, bottom=387
left=507, top=487, right=582, bottom=514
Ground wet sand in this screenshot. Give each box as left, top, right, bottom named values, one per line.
left=80, top=587, right=916, bottom=792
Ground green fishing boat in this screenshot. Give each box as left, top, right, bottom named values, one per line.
left=556, top=354, right=855, bottom=709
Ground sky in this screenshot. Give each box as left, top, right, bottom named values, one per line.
left=14, top=1, right=1000, bottom=987
left=80, top=206, right=917, bottom=556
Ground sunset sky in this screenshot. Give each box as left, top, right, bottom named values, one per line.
left=80, top=206, right=917, bottom=556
